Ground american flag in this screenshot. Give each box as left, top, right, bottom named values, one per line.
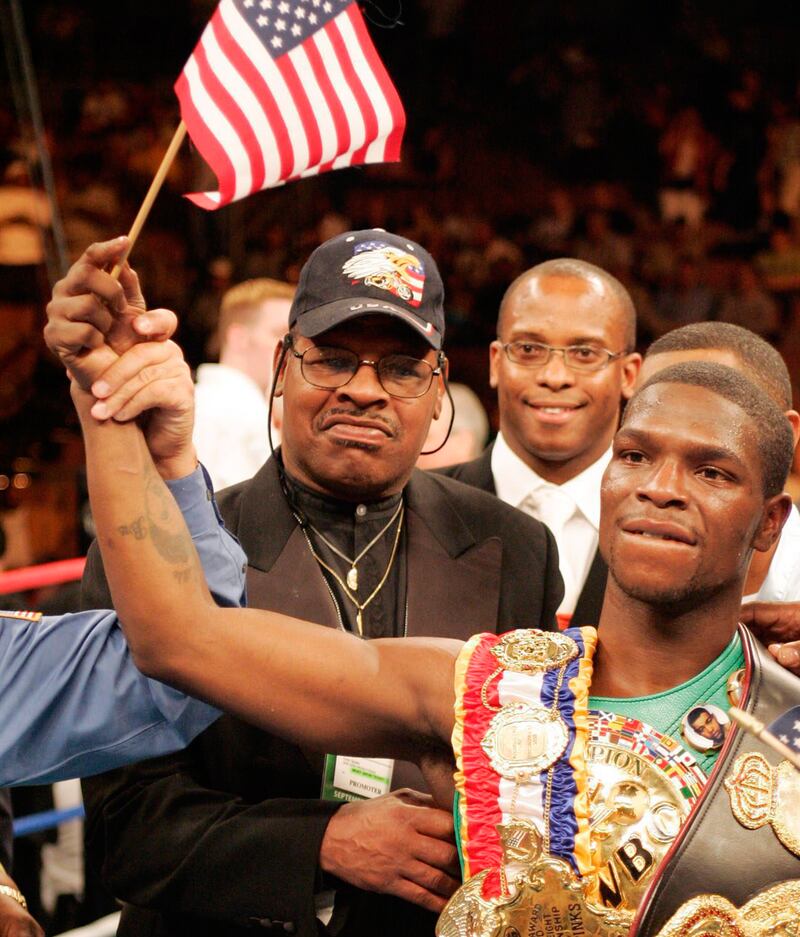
left=768, top=705, right=800, bottom=753
left=345, top=240, right=425, bottom=306
left=175, top=0, right=406, bottom=209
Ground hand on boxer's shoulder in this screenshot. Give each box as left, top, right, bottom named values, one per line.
left=740, top=601, right=800, bottom=676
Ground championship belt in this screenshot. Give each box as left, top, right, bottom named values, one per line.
left=439, top=625, right=717, bottom=937
left=634, top=626, right=800, bottom=937
left=587, top=710, right=706, bottom=915
left=440, top=627, right=632, bottom=937
left=441, top=626, right=800, bottom=937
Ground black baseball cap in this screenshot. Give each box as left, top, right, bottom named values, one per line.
left=289, top=229, right=445, bottom=349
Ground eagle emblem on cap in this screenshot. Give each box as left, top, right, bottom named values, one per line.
left=342, top=241, right=425, bottom=308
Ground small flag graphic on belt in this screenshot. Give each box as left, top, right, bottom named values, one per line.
left=175, top=0, right=406, bottom=209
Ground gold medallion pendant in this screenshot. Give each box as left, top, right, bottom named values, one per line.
left=490, top=630, right=579, bottom=673
left=481, top=704, right=570, bottom=780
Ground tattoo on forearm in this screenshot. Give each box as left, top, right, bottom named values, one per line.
left=143, top=469, right=194, bottom=568
left=118, top=517, right=147, bottom=539
left=115, top=458, right=198, bottom=583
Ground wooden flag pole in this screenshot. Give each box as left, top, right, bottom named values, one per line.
left=729, top=706, right=800, bottom=772
left=111, top=120, right=188, bottom=280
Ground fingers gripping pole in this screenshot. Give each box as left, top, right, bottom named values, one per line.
left=111, top=121, right=188, bottom=281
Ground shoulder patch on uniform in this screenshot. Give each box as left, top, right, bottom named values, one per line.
left=0, top=610, right=42, bottom=622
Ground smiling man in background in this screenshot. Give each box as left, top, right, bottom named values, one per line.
left=443, top=258, right=641, bottom=626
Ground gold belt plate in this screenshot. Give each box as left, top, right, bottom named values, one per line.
left=653, top=879, right=800, bottom=935
left=437, top=859, right=633, bottom=937
left=586, top=737, right=696, bottom=911
left=481, top=703, right=570, bottom=780
left=724, top=752, right=800, bottom=858
left=490, top=630, right=580, bottom=673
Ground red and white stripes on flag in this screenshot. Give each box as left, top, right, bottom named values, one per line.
left=404, top=266, right=424, bottom=306
left=175, top=0, right=406, bottom=210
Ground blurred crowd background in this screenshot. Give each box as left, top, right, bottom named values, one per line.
left=2, top=1, right=800, bottom=931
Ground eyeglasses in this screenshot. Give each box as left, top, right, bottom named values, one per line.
left=497, top=340, right=627, bottom=372
left=289, top=344, right=442, bottom=398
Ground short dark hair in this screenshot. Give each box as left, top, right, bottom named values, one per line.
left=646, top=322, right=792, bottom=411
left=687, top=707, right=708, bottom=726
left=498, top=258, right=637, bottom=350
left=631, top=361, right=794, bottom=498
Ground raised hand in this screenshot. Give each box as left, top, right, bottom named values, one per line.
left=45, top=237, right=176, bottom=389
left=45, top=237, right=196, bottom=476
left=87, top=339, right=196, bottom=478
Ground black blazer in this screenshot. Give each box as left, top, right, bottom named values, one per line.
left=81, top=457, right=563, bottom=937
left=438, top=442, right=608, bottom=627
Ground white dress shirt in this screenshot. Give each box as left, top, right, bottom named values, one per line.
left=193, top=363, right=272, bottom=491
left=491, top=432, right=610, bottom=616
left=744, top=503, right=800, bottom=604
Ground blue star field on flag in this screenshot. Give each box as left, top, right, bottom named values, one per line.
left=235, top=0, right=350, bottom=57
left=767, top=704, right=800, bottom=753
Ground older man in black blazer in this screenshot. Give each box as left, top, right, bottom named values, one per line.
left=72, top=230, right=562, bottom=937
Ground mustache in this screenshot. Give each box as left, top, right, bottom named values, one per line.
left=316, top=407, right=399, bottom=435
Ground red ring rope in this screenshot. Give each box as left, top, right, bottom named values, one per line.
left=0, top=557, right=86, bottom=596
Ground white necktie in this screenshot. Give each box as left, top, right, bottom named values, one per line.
left=520, top=486, right=575, bottom=542
left=519, top=486, right=579, bottom=614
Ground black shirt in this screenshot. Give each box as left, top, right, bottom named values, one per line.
left=286, top=475, right=408, bottom=639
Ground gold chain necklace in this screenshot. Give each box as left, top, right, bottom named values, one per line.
left=303, top=504, right=405, bottom=637
left=304, top=498, right=403, bottom=592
